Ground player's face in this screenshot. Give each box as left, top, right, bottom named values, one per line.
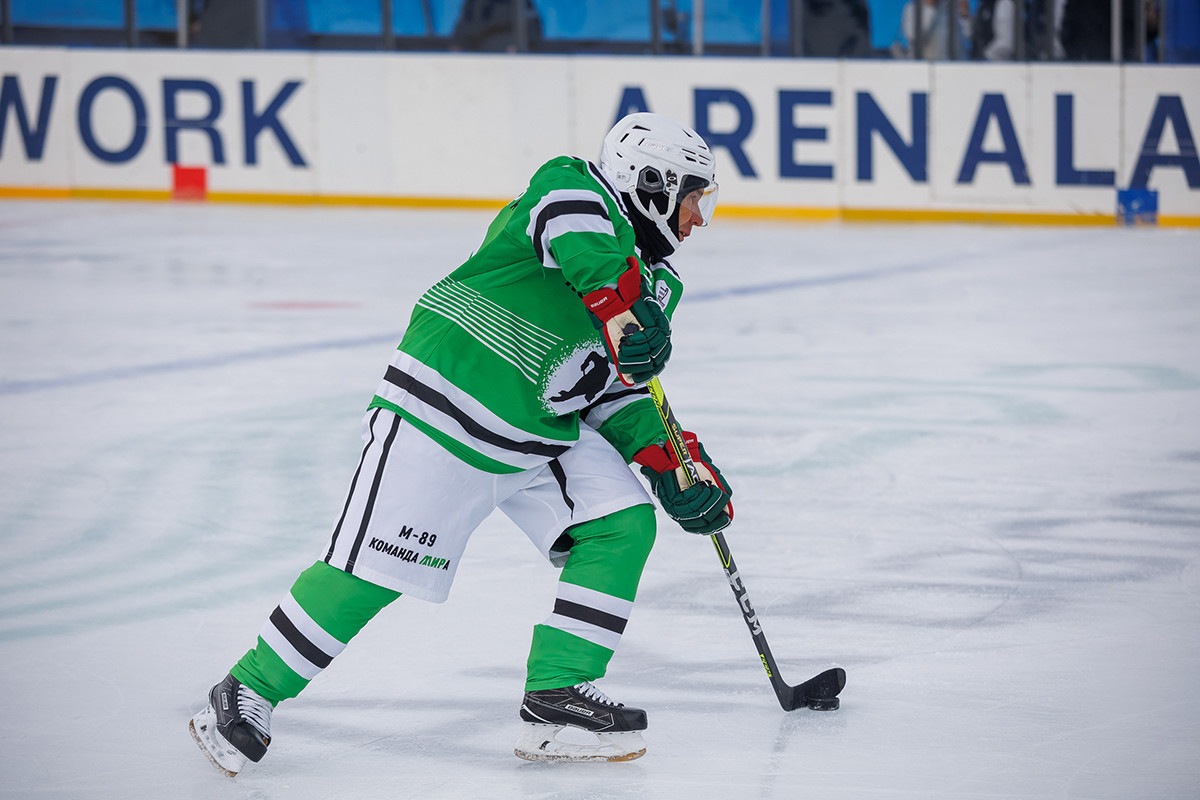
left=676, top=190, right=704, bottom=241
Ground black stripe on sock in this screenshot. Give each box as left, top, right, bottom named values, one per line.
left=268, top=606, right=333, bottom=669
left=554, top=598, right=628, bottom=635
left=384, top=366, right=570, bottom=458
left=345, top=412, right=403, bottom=572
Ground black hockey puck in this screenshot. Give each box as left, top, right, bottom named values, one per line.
left=807, top=697, right=840, bottom=711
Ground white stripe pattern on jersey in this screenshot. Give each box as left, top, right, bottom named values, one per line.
left=259, top=592, right=348, bottom=681
left=373, top=351, right=572, bottom=470
left=417, top=277, right=562, bottom=384
left=526, top=188, right=616, bottom=270
left=543, top=581, right=634, bottom=652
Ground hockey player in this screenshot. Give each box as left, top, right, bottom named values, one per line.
left=189, top=112, right=734, bottom=773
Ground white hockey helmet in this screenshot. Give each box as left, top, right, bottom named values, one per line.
left=599, top=112, right=718, bottom=252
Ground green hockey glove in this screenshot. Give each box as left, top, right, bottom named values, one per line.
left=581, top=257, right=672, bottom=385
left=618, top=295, right=672, bottom=385
left=634, top=432, right=733, bottom=534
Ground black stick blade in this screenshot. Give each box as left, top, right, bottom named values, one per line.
left=783, top=667, right=846, bottom=711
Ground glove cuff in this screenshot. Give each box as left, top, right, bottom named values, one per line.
left=633, top=441, right=676, bottom=473
left=581, top=257, right=642, bottom=323
left=632, top=431, right=704, bottom=475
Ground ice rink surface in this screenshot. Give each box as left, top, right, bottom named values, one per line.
left=1, top=200, right=1198, bottom=799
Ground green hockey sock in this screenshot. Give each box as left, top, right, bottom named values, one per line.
left=525, top=504, right=656, bottom=691
left=231, top=561, right=400, bottom=704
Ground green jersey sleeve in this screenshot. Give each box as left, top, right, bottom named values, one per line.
left=518, top=157, right=639, bottom=295
left=592, top=397, right=668, bottom=463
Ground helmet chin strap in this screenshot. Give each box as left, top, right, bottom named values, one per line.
left=623, top=192, right=678, bottom=262
left=666, top=202, right=683, bottom=239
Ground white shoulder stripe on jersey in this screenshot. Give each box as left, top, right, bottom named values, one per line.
left=526, top=188, right=615, bottom=269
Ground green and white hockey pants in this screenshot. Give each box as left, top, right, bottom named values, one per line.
left=230, top=409, right=657, bottom=703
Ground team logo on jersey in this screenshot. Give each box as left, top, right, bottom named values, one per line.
left=654, top=279, right=672, bottom=310
left=541, top=342, right=615, bottom=414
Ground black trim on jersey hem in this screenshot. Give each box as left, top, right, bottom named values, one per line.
left=384, top=366, right=570, bottom=459
left=553, top=598, right=629, bottom=635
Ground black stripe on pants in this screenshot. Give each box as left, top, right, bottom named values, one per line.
left=345, top=412, right=403, bottom=572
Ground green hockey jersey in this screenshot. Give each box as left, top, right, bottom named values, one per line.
left=369, top=156, right=684, bottom=474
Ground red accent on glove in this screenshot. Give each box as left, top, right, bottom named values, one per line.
left=635, top=432, right=734, bottom=523
left=581, top=257, right=642, bottom=322
left=632, top=432, right=715, bottom=483
left=633, top=440, right=677, bottom=473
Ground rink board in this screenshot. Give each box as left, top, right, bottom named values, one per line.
left=0, top=48, right=1198, bottom=224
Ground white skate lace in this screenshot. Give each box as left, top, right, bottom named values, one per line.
left=573, top=681, right=618, bottom=707
left=237, top=685, right=273, bottom=739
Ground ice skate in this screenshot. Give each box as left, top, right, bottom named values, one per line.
left=515, top=681, right=647, bottom=762
left=188, top=674, right=273, bottom=777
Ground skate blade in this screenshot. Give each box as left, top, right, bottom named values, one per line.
left=514, top=723, right=646, bottom=763
left=188, top=707, right=244, bottom=777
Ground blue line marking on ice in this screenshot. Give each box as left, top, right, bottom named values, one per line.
left=684, top=261, right=938, bottom=303
left=0, top=332, right=403, bottom=397
left=0, top=259, right=942, bottom=396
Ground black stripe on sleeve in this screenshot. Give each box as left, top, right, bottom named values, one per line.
left=269, top=606, right=334, bottom=669
left=553, top=598, right=628, bottom=635
left=384, top=366, right=570, bottom=459
left=531, top=199, right=610, bottom=266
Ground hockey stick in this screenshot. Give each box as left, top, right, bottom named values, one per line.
left=646, top=377, right=846, bottom=711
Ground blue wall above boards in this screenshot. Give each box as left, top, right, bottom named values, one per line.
left=3, top=0, right=1196, bottom=61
